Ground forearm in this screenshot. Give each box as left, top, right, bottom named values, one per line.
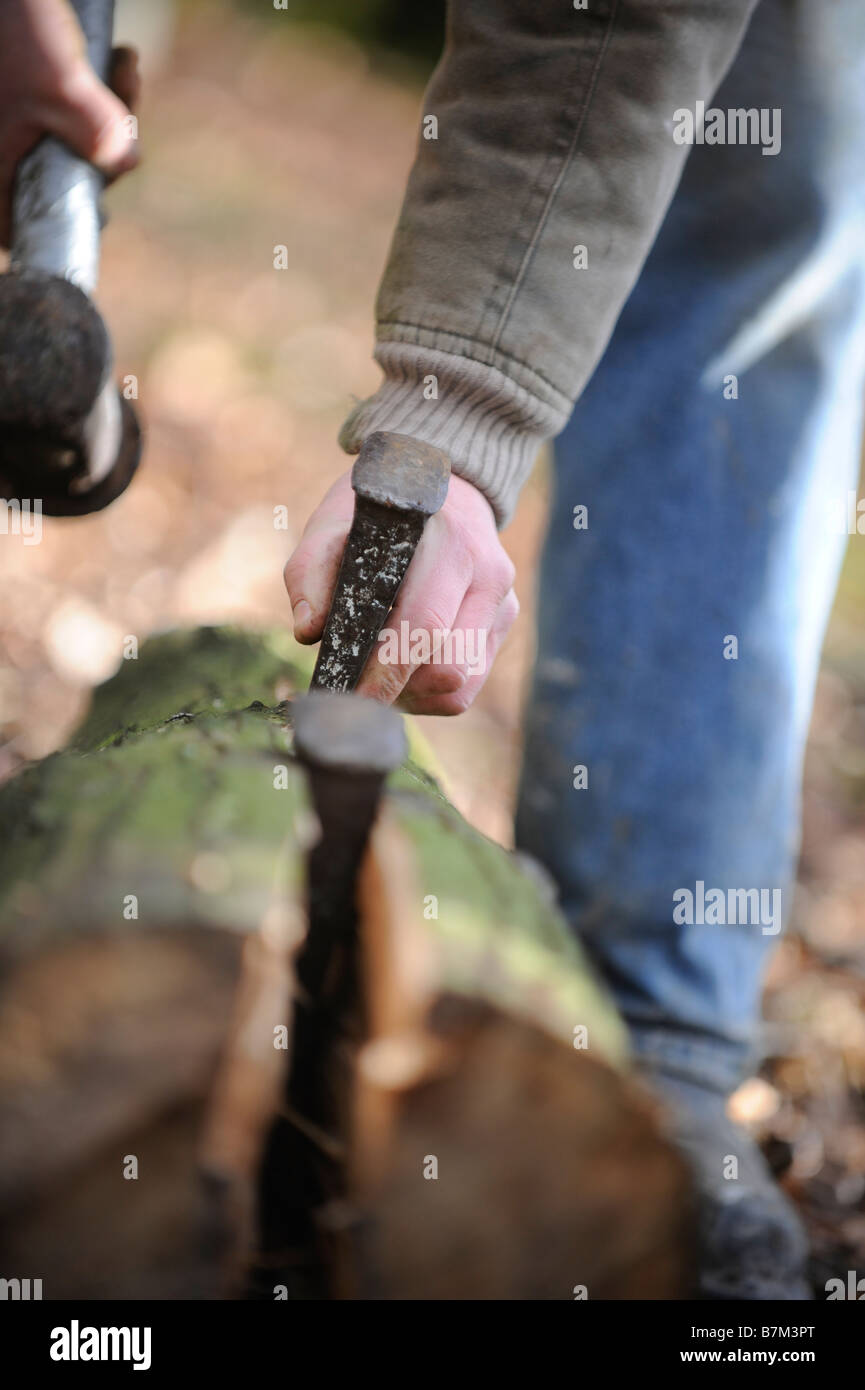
left=342, top=0, right=758, bottom=524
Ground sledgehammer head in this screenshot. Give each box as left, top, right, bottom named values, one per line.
left=0, top=268, right=141, bottom=516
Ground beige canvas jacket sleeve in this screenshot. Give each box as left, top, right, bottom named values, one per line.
left=340, top=0, right=759, bottom=525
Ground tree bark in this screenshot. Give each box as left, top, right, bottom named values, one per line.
left=0, top=625, right=692, bottom=1299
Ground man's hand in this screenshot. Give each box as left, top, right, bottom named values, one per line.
left=285, top=470, right=519, bottom=714
left=0, top=0, right=139, bottom=246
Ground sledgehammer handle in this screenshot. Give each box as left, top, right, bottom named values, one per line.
left=10, top=0, right=115, bottom=294
left=310, top=432, right=451, bottom=694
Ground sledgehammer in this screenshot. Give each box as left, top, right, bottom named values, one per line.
left=0, top=0, right=141, bottom=516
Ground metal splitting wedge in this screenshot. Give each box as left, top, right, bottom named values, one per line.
left=310, top=430, right=451, bottom=693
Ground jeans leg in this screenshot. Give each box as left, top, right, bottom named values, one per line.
left=516, top=0, right=865, bottom=1095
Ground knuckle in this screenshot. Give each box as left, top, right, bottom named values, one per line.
left=366, top=659, right=409, bottom=703
left=400, top=682, right=476, bottom=716
left=415, top=606, right=454, bottom=641
left=411, top=665, right=466, bottom=697
left=436, top=687, right=475, bottom=716
left=502, top=589, right=520, bottom=623
left=474, top=556, right=515, bottom=603
left=496, top=555, right=517, bottom=591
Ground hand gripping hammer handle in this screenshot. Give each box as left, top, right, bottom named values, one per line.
left=11, top=0, right=115, bottom=294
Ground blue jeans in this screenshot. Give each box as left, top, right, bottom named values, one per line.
left=516, top=0, right=865, bottom=1096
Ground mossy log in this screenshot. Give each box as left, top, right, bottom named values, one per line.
left=0, top=626, right=692, bottom=1299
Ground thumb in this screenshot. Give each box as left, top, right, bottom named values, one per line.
left=284, top=522, right=351, bottom=644
left=46, top=64, right=137, bottom=175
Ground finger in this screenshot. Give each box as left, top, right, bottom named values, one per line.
left=400, top=570, right=514, bottom=703
left=283, top=520, right=351, bottom=644
left=399, top=588, right=519, bottom=716
left=109, top=47, right=140, bottom=113
left=0, top=126, right=40, bottom=247
left=47, top=62, right=137, bottom=176
left=354, top=514, right=473, bottom=705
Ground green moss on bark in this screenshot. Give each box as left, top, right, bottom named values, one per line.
left=0, top=626, right=627, bottom=1065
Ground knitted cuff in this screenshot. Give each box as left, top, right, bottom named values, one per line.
left=339, top=341, right=569, bottom=527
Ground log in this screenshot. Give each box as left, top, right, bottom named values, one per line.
left=0, top=626, right=692, bottom=1299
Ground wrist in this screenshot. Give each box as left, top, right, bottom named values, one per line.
left=340, top=340, right=566, bottom=527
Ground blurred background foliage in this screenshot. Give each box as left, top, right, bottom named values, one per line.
left=253, top=0, right=446, bottom=67
left=187, top=0, right=446, bottom=72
